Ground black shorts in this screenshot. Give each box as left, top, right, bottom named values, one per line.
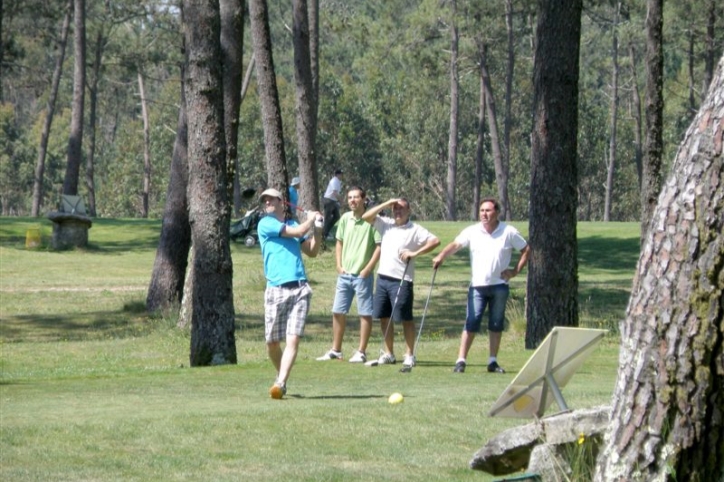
left=373, top=274, right=414, bottom=322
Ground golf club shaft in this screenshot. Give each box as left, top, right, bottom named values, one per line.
left=284, top=201, right=305, bottom=213
left=412, top=267, right=437, bottom=357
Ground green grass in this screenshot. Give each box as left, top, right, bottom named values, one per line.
left=0, top=217, right=639, bottom=481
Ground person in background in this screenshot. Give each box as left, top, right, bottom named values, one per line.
left=322, top=169, right=344, bottom=241
left=317, top=186, right=382, bottom=363
left=362, top=197, right=440, bottom=369
left=257, top=188, right=323, bottom=399
left=288, top=177, right=300, bottom=211
left=432, top=197, right=530, bottom=374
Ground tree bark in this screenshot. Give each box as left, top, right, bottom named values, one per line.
left=604, top=3, right=620, bottom=222
left=84, top=27, right=104, bottom=218
left=525, top=0, right=582, bottom=349
left=473, top=57, right=486, bottom=221
left=702, top=0, right=716, bottom=99
left=146, top=64, right=191, bottom=315
left=480, top=42, right=509, bottom=221
left=138, top=71, right=151, bottom=219
left=629, top=42, right=643, bottom=188
left=62, top=0, right=86, bottom=195
left=293, top=0, right=319, bottom=212
left=183, top=0, right=236, bottom=366
left=220, top=0, right=243, bottom=217
left=31, top=0, right=71, bottom=217
left=445, top=0, right=459, bottom=221
left=594, top=54, right=724, bottom=482
left=503, top=0, right=514, bottom=211
left=233, top=57, right=256, bottom=215
left=640, top=0, right=664, bottom=243
left=249, top=0, right=290, bottom=191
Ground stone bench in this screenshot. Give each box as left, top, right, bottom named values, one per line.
left=47, top=195, right=92, bottom=250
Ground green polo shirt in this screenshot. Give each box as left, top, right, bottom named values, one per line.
left=335, top=211, right=381, bottom=274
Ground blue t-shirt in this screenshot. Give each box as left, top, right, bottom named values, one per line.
left=257, top=214, right=307, bottom=287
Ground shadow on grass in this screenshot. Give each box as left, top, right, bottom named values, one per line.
left=578, top=235, right=640, bottom=271
left=0, top=301, right=158, bottom=343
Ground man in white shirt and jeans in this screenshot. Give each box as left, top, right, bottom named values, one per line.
left=362, top=197, right=440, bottom=368
left=322, top=169, right=344, bottom=240
left=432, top=197, right=530, bottom=374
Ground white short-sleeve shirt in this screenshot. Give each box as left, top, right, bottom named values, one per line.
left=323, top=176, right=342, bottom=201
left=374, top=216, right=436, bottom=282
left=455, top=222, right=527, bottom=287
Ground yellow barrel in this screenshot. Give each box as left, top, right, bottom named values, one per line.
left=25, top=227, right=41, bottom=248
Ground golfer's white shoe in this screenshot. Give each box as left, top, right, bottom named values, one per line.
left=402, top=354, right=416, bottom=367
left=348, top=350, right=367, bottom=363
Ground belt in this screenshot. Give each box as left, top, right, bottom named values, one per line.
left=378, top=274, right=402, bottom=283
left=278, top=280, right=307, bottom=289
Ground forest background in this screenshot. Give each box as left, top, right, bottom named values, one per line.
left=0, top=0, right=722, bottom=221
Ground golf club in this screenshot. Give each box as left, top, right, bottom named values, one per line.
left=364, top=260, right=410, bottom=367
left=399, top=267, right=437, bottom=373
left=284, top=200, right=305, bottom=213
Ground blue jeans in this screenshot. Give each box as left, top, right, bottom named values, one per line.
left=464, top=284, right=509, bottom=333
left=332, top=273, right=374, bottom=316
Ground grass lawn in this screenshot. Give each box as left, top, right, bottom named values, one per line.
left=0, top=216, right=639, bottom=481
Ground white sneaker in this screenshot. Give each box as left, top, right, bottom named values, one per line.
left=348, top=350, right=367, bottom=363
left=316, top=349, right=343, bottom=361
left=377, top=352, right=396, bottom=365
left=403, top=354, right=416, bottom=367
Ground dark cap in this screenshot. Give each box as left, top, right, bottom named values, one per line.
left=334, top=169, right=343, bottom=175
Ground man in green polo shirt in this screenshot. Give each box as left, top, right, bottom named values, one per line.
left=317, top=187, right=381, bottom=363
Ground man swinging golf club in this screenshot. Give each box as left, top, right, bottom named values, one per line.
left=362, top=198, right=440, bottom=369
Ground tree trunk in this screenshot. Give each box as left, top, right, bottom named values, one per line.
left=480, top=42, right=509, bottom=220
left=525, top=0, right=582, bottom=349
left=85, top=27, right=104, bottom=218
left=473, top=59, right=486, bottom=221
left=629, top=42, right=643, bottom=188
left=233, top=57, right=256, bottom=215
left=594, top=53, right=724, bottom=482
left=702, top=0, right=716, bottom=99
left=249, top=0, right=290, bottom=190
left=146, top=65, right=192, bottom=314
left=604, top=3, right=620, bottom=222
left=220, top=0, right=243, bottom=218
left=640, top=0, right=664, bottom=243
left=293, top=0, right=319, bottom=212
left=445, top=0, right=459, bottom=221
left=31, top=1, right=71, bottom=217
left=503, top=0, right=514, bottom=209
left=138, top=71, right=151, bottom=219
left=62, top=0, right=86, bottom=195
left=183, top=0, right=236, bottom=366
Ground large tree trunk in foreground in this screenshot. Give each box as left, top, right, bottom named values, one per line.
left=594, top=55, right=724, bottom=482
left=183, top=0, right=236, bottom=366
left=525, top=0, right=582, bottom=349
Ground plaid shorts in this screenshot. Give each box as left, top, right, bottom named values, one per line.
left=264, top=283, right=312, bottom=342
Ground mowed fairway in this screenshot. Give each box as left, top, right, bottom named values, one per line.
left=0, top=217, right=638, bottom=481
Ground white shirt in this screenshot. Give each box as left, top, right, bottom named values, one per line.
left=455, top=221, right=527, bottom=286
left=323, top=175, right=342, bottom=201
left=374, top=216, right=436, bottom=282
